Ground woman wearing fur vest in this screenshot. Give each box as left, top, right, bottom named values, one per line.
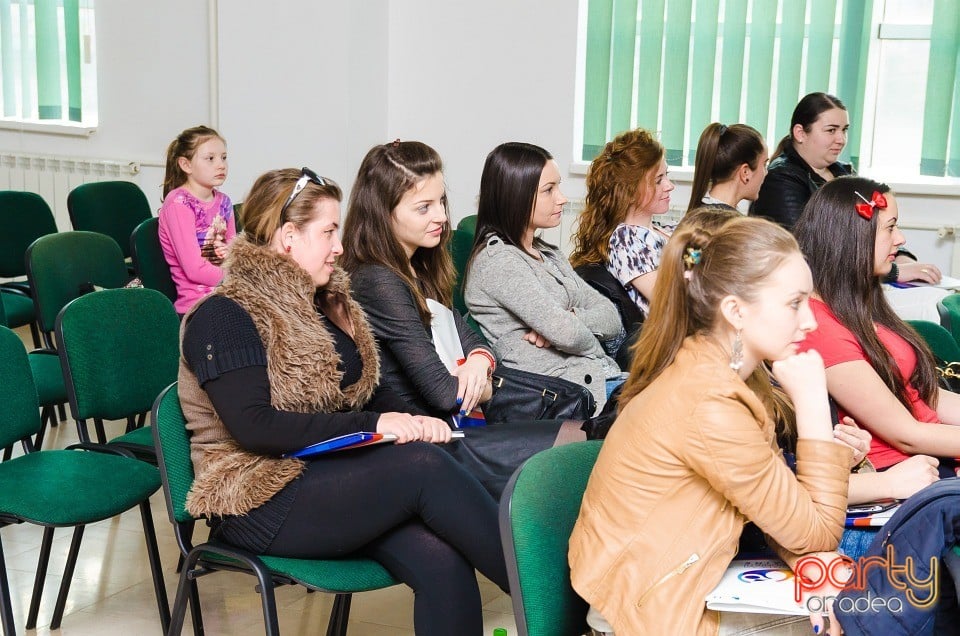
left=178, top=168, right=509, bottom=636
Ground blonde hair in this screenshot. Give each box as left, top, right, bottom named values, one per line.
left=620, top=217, right=799, bottom=404
left=241, top=169, right=342, bottom=247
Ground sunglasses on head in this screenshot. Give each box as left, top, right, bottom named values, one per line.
left=280, top=167, right=337, bottom=223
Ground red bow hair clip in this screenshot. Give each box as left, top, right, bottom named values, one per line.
left=854, top=190, right=887, bottom=220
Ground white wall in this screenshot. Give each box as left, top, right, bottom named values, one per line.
left=217, top=0, right=389, bottom=202
left=386, top=0, right=583, bottom=219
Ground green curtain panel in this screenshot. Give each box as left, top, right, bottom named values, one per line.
left=2, top=0, right=85, bottom=122
left=836, top=0, right=873, bottom=169
left=661, top=0, right=693, bottom=164
left=687, top=0, right=721, bottom=163
left=920, top=0, right=960, bottom=176
left=582, top=0, right=614, bottom=160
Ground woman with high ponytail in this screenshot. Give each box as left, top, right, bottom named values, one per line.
left=687, top=122, right=768, bottom=213
left=570, top=216, right=852, bottom=636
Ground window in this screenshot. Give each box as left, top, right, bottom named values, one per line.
left=577, top=0, right=960, bottom=178
left=0, top=0, right=98, bottom=131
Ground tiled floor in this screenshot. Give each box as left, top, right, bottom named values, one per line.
left=2, top=326, right=518, bottom=635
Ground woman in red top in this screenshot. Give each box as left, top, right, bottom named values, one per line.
left=795, top=176, right=960, bottom=478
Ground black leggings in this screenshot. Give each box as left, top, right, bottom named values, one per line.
left=243, top=442, right=508, bottom=636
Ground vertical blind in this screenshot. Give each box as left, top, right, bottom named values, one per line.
left=0, top=0, right=88, bottom=123
left=581, top=0, right=960, bottom=177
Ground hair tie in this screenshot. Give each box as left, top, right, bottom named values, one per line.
left=392, top=138, right=401, bottom=147
left=683, top=247, right=702, bottom=269
left=853, top=190, right=887, bottom=220
left=717, top=124, right=728, bottom=136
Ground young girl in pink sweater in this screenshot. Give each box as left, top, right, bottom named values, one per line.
left=158, top=125, right=236, bottom=314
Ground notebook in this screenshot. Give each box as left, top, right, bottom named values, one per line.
left=845, top=500, right=900, bottom=528
left=705, top=558, right=806, bottom=615
left=283, top=430, right=465, bottom=459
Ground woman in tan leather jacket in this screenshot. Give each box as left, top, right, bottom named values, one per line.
left=569, top=216, right=852, bottom=635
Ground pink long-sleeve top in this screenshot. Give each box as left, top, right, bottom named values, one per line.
left=158, top=186, right=236, bottom=314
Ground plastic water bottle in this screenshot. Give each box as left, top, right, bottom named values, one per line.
left=493, top=629, right=508, bottom=636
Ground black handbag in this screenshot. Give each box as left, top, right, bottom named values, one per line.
left=580, top=383, right=622, bottom=440
left=483, top=365, right=596, bottom=423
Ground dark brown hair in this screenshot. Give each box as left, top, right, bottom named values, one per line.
left=340, top=141, right=452, bottom=326
left=794, top=176, right=938, bottom=409
left=687, top=123, right=765, bottom=213
left=771, top=92, right=846, bottom=160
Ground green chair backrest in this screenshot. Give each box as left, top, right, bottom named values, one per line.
left=131, top=217, right=177, bottom=304
left=0, top=326, right=42, bottom=447
left=152, top=382, right=196, bottom=525
left=0, top=190, right=58, bottom=278
left=56, top=287, right=179, bottom=422
left=937, top=294, right=960, bottom=346
left=499, top=440, right=601, bottom=636
left=67, top=181, right=152, bottom=259
left=449, top=227, right=475, bottom=315
left=457, top=214, right=478, bottom=234
left=26, top=231, right=130, bottom=334
left=907, top=319, right=960, bottom=363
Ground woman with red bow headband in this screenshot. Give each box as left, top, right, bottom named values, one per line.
left=794, top=176, right=960, bottom=479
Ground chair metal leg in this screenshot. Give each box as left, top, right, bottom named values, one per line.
left=167, top=553, right=198, bottom=636
left=138, top=502, right=171, bottom=632
left=25, top=527, right=55, bottom=630
left=55, top=402, right=66, bottom=425
left=34, top=406, right=53, bottom=450
left=50, top=526, right=84, bottom=629
left=74, top=418, right=92, bottom=444
left=326, top=593, right=353, bottom=636
left=93, top=418, right=107, bottom=445
left=253, top=568, right=281, bottom=636
left=0, top=536, right=17, bottom=636
left=187, top=579, right=204, bottom=636
left=28, top=321, right=41, bottom=349
left=1, top=446, right=10, bottom=462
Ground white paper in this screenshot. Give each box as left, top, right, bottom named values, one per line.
left=705, top=559, right=806, bottom=616
left=427, top=298, right=465, bottom=372
left=934, top=275, right=960, bottom=290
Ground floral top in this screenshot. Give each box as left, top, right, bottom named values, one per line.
left=606, top=222, right=674, bottom=315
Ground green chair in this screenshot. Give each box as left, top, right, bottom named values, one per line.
left=67, top=181, right=152, bottom=260
left=449, top=227, right=475, bottom=316
left=25, top=231, right=130, bottom=348
left=907, top=319, right=960, bottom=363
left=55, top=287, right=179, bottom=453
left=0, top=190, right=58, bottom=347
left=937, top=294, right=960, bottom=347
left=499, top=440, right=601, bottom=636
left=0, top=326, right=170, bottom=635
left=153, top=383, right=400, bottom=636
left=0, top=298, right=67, bottom=457
left=131, top=217, right=178, bottom=304
left=457, top=214, right=478, bottom=234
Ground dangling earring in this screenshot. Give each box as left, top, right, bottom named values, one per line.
left=285, top=244, right=291, bottom=253
left=729, top=329, right=744, bottom=371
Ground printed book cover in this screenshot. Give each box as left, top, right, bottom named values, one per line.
left=705, top=558, right=805, bottom=615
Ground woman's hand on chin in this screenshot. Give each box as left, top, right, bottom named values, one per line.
left=771, top=350, right=828, bottom=405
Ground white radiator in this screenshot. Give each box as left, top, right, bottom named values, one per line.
left=0, top=152, right=143, bottom=231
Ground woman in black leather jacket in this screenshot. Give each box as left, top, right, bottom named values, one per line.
left=750, top=92, right=852, bottom=230
left=752, top=92, right=938, bottom=285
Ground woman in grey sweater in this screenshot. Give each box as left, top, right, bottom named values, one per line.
left=464, top=142, right=624, bottom=409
